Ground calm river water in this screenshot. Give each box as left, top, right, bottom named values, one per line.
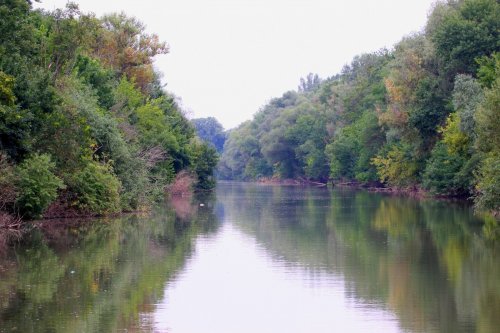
left=0, top=182, right=499, bottom=332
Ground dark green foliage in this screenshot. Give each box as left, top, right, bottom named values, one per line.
left=326, top=111, right=384, bottom=182
left=476, top=52, right=500, bottom=88
left=326, top=127, right=359, bottom=180
left=408, top=76, right=449, bottom=143
left=0, top=4, right=217, bottom=221
left=191, top=142, right=218, bottom=190
left=285, top=112, right=329, bottom=180
left=423, top=143, right=470, bottom=196
left=74, top=55, right=115, bottom=109
left=15, top=154, right=65, bottom=219
left=220, top=52, right=389, bottom=183
left=0, top=151, right=18, bottom=210
left=430, top=0, right=500, bottom=79
left=1, top=67, right=61, bottom=160
left=354, top=112, right=385, bottom=182
left=0, top=0, right=35, bottom=73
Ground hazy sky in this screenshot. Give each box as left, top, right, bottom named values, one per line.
left=35, top=0, right=436, bottom=129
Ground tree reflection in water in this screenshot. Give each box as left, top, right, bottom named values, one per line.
left=218, top=183, right=499, bottom=333
left=0, top=183, right=498, bottom=333
left=0, top=192, right=218, bottom=333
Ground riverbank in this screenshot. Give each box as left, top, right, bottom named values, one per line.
left=256, top=177, right=328, bottom=186
left=0, top=2, right=218, bottom=231
left=250, top=176, right=481, bottom=205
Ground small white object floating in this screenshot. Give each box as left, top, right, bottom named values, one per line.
left=199, top=203, right=205, bottom=207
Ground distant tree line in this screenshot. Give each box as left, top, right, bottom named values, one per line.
left=219, top=0, right=500, bottom=216
left=0, top=1, right=217, bottom=221
left=191, top=117, right=227, bottom=154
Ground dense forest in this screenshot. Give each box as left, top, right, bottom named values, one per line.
left=219, top=0, right=500, bottom=216
left=0, top=0, right=218, bottom=222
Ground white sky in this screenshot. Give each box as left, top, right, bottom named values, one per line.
left=35, top=0, right=437, bottom=129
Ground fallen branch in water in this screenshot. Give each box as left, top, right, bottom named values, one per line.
left=0, top=212, right=24, bottom=255
left=0, top=212, right=23, bottom=231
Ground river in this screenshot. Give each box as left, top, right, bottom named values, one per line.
left=0, top=182, right=498, bottom=332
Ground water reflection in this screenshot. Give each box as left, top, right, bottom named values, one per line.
left=154, top=223, right=400, bottom=333
left=212, top=182, right=499, bottom=333
left=0, top=193, right=218, bottom=333
left=1, top=183, right=499, bottom=333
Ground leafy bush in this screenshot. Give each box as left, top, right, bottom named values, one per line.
left=475, top=153, right=500, bottom=215
left=474, top=58, right=500, bottom=215
left=67, top=160, right=121, bottom=215
left=191, top=141, right=218, bottom=190
left=15, top=154, right=65, bottom=219
left=0, top=152, right=17, bottom=210
left=371, top=144, right=418, bottom=188
left=423, top=142, right=469, bottom=196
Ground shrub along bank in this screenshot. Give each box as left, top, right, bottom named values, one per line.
left=0, top=1, right=218, bottom=222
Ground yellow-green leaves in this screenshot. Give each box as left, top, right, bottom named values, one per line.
left=0, top=71, right=16, bottom=106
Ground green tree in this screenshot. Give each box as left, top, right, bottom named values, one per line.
left=371, top=144, right=419, bottom=188
left=326, top=126, right=359, bottom=180
left=423, top=142, right=472, bottom=196
left=430, top=0, right=500, bottom=80
left=191, top=141, right=218, bottom=190
left=67, top=160, right=121, bottom=214
left=15, top=153, right=65, bottom=219
left=474, top=60, right=500, bottom=214
left=191, top=117, right=227, bottom=153
left=408, top=76, right=449, bottom=144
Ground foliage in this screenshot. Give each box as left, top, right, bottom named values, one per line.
left=476, top=52, right=500, bottom=88
left=0, top=3, right=217, bottom=221
left=326, top=126, right=359, bottom=180
left=74, top=55, right=115, bottom=109
left=475, top=61, right=500, bottom=154
left=430, top=0, right=500, bottom=79
left=218, top=0, right=499, bottom=218
left=423, top=142, right=471, bottom=196
left=371, top=144, right=418, bottom=188
left=191, top=117, right=227, bottom=153
left=15, top=154, right=65, bottom=219
left=474, top=62, right=500, bottom=213
left=475, top=153, right=500, bottom=214
left=0, top=71, right=16, bottom=106
left=191, top=141, right=219, bottom=190
left=0, top=151, right=18, bottom=210
left=440, top=113, right=470, bottom=158
left=408, top=76, right=448, bottom=141
left=66, top=160, right=121, bottom=214
left=298, top=73, right=321, bottom=92
left=452, top=74, right=484, bottom=137
left=95, top=13, right=169, bottom=93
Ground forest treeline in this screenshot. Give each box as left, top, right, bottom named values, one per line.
left=219, top=0, right=500, bottom=215
left=0, top=1, right=218, bottom=221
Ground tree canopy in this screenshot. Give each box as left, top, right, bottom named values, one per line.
left=219, top=0, right=500, bottom=216
left=0, top=2, right=217, bottom=220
